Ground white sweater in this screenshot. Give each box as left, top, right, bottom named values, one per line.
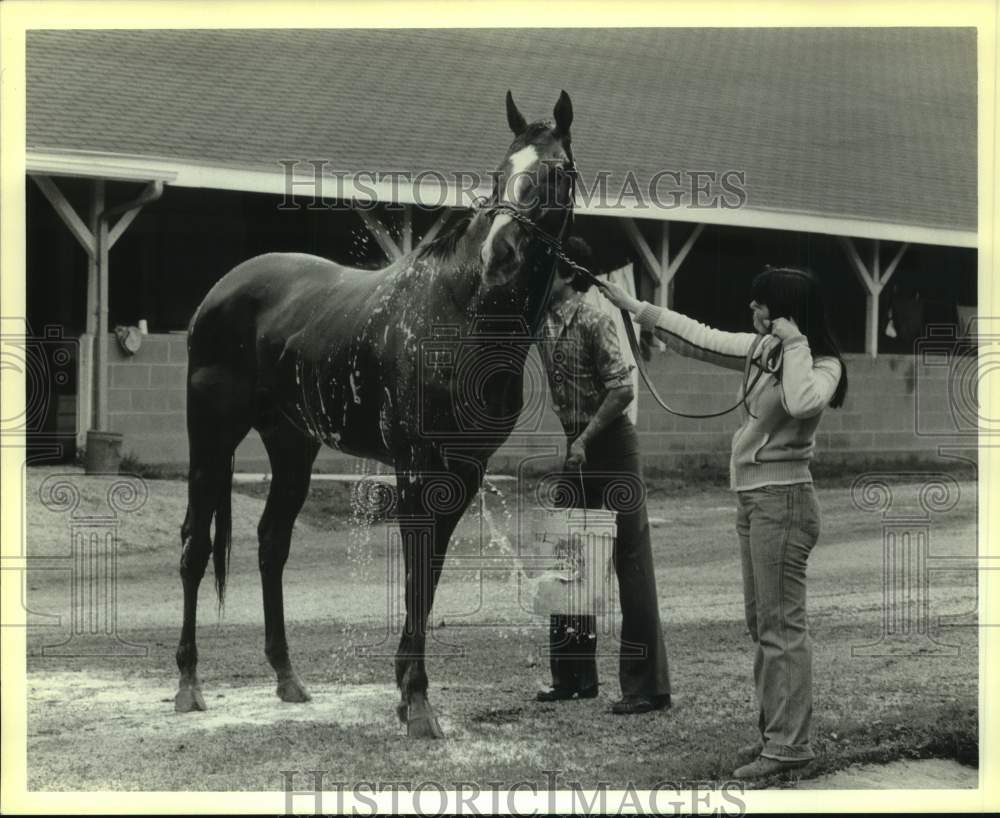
left=636, top=302, right=842, bottom=490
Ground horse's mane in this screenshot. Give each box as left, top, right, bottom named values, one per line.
left=415, top=208, right=479, bottom=261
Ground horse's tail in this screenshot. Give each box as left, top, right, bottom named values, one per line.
left=213, top=457, right=235, bottom=609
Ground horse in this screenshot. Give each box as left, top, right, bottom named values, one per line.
left=174, top=91, right=577, bottom=738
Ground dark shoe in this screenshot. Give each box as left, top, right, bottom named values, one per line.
left=536, top=685, right=598, bottom=702
left=536, top=687, right=576, bottom=702
left=611, top=694, right=671, bottom=715
left=735, top=741, right=765, bottom=766
left=732, top=756, right=811, bottom=779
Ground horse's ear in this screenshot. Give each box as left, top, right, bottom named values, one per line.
left=553, top=90, right=573, bottom=137
left=506, top=90, right=527, bottom=135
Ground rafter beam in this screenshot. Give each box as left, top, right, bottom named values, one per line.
left=32, top=175, right=96, bottom=257
left=882, top=242, right=910, bottom=286
left=357, top=208, right=403, bottom=262
left=839, top=236, right=909, bottom=359
left=621, top=218, right=661, bottom=286
left=108, top=206, right=143, bottom=249
left=417, top=210, right=450, bottom=248
left=665, top=223, right=705, bottom=280
left=838, top=236, right=877, bottom=293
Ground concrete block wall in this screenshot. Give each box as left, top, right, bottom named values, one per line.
left=105, top=333, right=189, bottom=463
left=491, top=347, right=973, bottom=474
left=631, top=350, right=970, bottom=472
left=100, top=334, right=975, bottom=475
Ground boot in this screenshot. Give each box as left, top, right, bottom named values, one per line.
left=536, top=615, right=598, bottom=701
left=569, top=614, right=599, bottom=693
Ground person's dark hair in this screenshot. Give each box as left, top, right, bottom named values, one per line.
left=751, top=266, right=848, bottom=408
left=558, top=236, right=596, bottom=292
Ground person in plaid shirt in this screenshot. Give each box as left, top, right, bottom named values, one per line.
left=535, top=237, right=672, bottom=715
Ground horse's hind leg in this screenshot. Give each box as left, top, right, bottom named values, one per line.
left=175, top=370, right=251, bottom=713
left=259, top=420, right=320, bottom=702
left=175, top=469, right=217, bottom=712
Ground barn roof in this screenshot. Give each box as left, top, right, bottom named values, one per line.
left=26, top=28, right=977, bottom=246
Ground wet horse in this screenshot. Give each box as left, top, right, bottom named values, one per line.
left=175, top=91, right=576, bottom=737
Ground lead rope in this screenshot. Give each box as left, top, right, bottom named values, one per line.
left=549, top=237, right=776, bottom=420
left=474, top=190, right=779, bottom=420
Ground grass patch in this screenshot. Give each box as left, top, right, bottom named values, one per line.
left=24, top=465, right=979, bottom=790
left=233, top=479, right=360, bottom=530
left=117, top=452, right=187, bottom=481
left=795, top=700, right=979, bottom=786
left=26, top=619, right=978, bottom=790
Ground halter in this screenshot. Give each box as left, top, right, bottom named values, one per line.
left=472, top=157, right=578, bottom=334
left=474, top=182, right=781, bottom=420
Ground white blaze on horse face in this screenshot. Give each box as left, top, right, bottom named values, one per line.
left=481, top=145, right=539, bottom=278
left=504, top=145, right=540, bottom=204
left=480, top=212, right=513, bottom=271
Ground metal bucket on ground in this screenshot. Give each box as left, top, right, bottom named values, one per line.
left=84, top=430, right=123, bottom=474
left=519, top=506, right=618, bottom=617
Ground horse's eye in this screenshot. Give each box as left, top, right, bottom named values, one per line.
left=511, top=174, right=532, bottom=204
left=552, top=165, right=574, bottom=187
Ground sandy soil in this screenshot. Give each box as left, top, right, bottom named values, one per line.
left=19, top=467, right=980, bottom=791
left=797, top=758, right=977, bottom=789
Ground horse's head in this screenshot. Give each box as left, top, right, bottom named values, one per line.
left=480, top=90, right=575, bottom=287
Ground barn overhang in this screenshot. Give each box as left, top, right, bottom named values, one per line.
left=27, top=165, right=172, bottom=464
left=27, top=147, right=978, bottom=360
left=27, top=149, right=978, bottom=249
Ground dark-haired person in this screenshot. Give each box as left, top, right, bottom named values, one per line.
left=599, top=267, right=847, bottom=778
left=535, top=237, right=672, bottom=715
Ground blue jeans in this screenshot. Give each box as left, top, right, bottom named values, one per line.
left=736, top=483, right=821, bottom=762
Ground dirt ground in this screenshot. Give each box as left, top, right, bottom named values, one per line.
left=20, top=466, right=980, bottom=791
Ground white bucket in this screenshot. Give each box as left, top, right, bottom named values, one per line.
left=518, top=507, right=618, bottom=617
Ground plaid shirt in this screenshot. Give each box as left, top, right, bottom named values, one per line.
left=539, top=293, right=634, bottom=435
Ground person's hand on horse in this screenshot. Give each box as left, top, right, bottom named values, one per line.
left=565, top=437, right=587, bottom=470
left=596, top=280, right=641, bottom=314
left=769, top=316, right=801, bottom=341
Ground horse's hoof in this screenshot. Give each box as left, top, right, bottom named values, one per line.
left=276, top=675, right=311, bottom=703
left=174, top=686, right=207, bottom=713
left=406, top=713, right=445, bottom=739
left=396, top=702, right=409, bottom=724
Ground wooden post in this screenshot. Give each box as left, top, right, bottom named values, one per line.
left=32, top=175, right=99, bottom=435
left=868, top=239, right=882, bottom=356
left=32, top=174, right=164, bottom=434
left=659, top=222, right=672, bottom=309
left=622, top=218, right=704, bottom=349
left=840, top=237, right=878, bottom=357
left=76, top=334, right=93, bottom=451
left=87, top=181, right=104, bottom=337
left=401, top=205, right=413, bottom=255
left=96, top=217, right=110, bottom=431
left=865, top=288, right=879, bottom=359
left=839, top=237, right=910, bottom=358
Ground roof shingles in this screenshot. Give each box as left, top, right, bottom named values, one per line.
left=27, top=27, right=976, bottom=231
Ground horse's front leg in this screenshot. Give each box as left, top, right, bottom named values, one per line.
left=393, top=462, right=481, bottom=738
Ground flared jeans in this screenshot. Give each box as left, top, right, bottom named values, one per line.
left=736, top=482, right=821, bottom=761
